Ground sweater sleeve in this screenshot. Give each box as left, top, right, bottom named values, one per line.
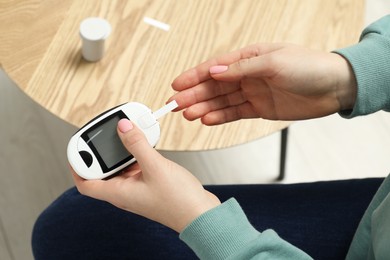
left=334, top=15, right=390, bottom=118
left=180, top=198, right=312, bottom=260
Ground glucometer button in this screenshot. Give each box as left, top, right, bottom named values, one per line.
left=79, top=151, right=93, bottom=167
left=137, top=113, right=157, bottom=129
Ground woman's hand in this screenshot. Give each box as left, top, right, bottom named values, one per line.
left=72, top=119, right=221, bottom=233
left=169, top=43, right=357, bottom=125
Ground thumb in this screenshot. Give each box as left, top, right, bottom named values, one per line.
left=117, top=119, right=160, bottom=167
left=209, top=55, right=273, bottom=81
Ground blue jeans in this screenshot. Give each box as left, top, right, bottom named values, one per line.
left=32, top=178, right=383, bottom=259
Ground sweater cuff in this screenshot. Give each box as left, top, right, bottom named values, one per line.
left=334, top=34, right=390, bottom=118
left=179, top=198, right=259, bottom=260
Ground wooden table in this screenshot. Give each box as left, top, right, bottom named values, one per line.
left=0, top=0, right=364, bottom=151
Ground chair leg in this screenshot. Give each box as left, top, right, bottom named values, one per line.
left=277, top=127, right=289, bottom=181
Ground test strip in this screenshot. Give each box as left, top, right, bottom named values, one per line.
left=143, top=16, right=170, bottom=31
left=153, top=100, right=178, bottom=120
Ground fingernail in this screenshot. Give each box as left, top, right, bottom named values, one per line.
left=210, top=65, right=228, bottom=74
left=118, top=119, right=133, bottom=133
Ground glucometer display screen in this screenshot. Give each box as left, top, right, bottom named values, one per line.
left=83, top=112, right=132, bottom=170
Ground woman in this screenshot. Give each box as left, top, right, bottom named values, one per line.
left=32, top=15, right=390, bottom=259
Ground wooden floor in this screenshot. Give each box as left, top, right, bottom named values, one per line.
left=1, top=1, right=390, bottom=259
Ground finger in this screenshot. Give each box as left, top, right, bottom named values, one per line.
left=170, top=45, right=254, bottom=90
left=71, top=168, right=110, bottom=200
left=171, top=43, right=286, bottom=91
left=72, top=163, right=142, bottom=207
left=168, top=80, right=239, bottom=111
left=71, top=166, right=84, bottom=185
left=209, top=43, right=289, bottom=81
left=209, top=53, right=278, bottom=82
left=117, top=119, right=161, bottom=169
left=201, top=103, right=258, bottom=125
left=183, top=89, right=246, bottom=120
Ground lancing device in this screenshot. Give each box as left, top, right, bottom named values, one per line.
left=67, top=101, right=178, bottom=180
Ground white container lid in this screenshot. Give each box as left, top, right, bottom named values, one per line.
left=80, top=17, right=111, bottom=41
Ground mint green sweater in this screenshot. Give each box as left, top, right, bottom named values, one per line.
left=180, top=15, right=390, bottom=259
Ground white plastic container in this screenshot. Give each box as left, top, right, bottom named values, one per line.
left=79, top=17, right=111, bottom=62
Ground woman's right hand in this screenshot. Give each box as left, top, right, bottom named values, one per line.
left=169, top=43, right=357, bottom=125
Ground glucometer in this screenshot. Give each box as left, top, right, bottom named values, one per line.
left=67, top=101, right=178, bottom=180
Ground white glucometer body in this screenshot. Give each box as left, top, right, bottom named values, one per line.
left=67, top=101, right=177, bottom=180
